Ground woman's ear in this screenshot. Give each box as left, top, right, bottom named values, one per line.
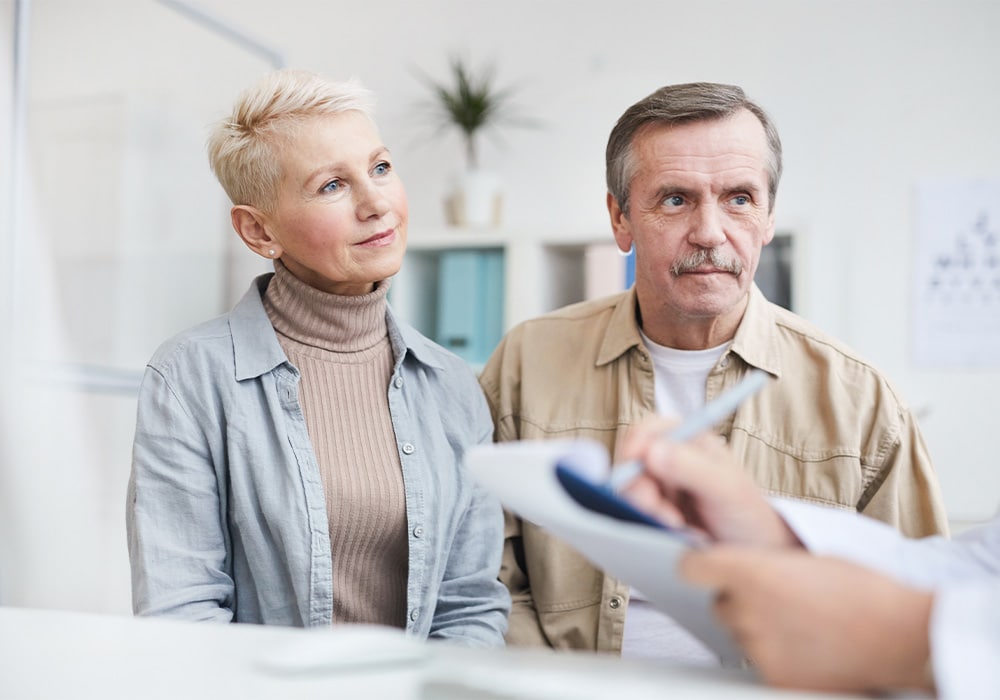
left=231, top=205, right=281, bottom=260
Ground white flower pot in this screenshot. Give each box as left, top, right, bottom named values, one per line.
left=445, top=169, right=503, bottom=228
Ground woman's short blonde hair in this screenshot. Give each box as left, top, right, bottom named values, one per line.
left=207, top=69, right=374, bottom=213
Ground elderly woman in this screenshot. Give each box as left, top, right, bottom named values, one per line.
left=126, top=69, right=510, bottom=646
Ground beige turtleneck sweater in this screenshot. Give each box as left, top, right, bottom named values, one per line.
left=263, top=261, right=408, bottom=628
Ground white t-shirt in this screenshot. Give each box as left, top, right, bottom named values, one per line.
left=620, top=333, right=728, bottom=664
left=773, top=498, right=1000, bottom=699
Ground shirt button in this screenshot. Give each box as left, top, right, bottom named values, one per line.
left=409, top=609, right=419, bottom=622
left=413, top=526, right=424, bottom=538
left=609, top=596, right=623, bottom=610
left=394, top=376, right=403, bottom=389
left=402, top=442, right=415, bottom=455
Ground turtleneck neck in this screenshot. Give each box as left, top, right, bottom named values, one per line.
left=263, top=260, right=389, bottom=353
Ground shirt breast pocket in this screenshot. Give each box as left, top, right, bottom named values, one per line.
left=734, top=433, right=867, bottom=510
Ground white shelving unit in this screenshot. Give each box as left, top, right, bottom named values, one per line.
left=390, top=226, right=621, bottom=339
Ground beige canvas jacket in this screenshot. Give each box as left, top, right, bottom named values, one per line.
left=478, top=284, right=948, bottom=653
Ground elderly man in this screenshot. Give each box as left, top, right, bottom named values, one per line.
left=478, top=82, right=948, bottom=662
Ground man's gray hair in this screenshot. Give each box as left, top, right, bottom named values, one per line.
left=605, top=82, right=782, bottom=215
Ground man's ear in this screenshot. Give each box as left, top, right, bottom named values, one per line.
left=607, top=192, right=634, bottom=255
left=231, top=205, right=281, bottom=260
left=762, top=207, right=776, bottom=246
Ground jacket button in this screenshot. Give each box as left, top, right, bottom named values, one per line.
left=413, top=526, right=424, bottom=538
left=394, top=376, right=403, bottom=389
left=402, top=442, right=415, bottom=455
left=609, top=596, right=623, bottom=609
left=409, top=608, right=419, bottom=622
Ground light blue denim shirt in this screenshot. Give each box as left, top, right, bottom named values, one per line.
left=127, top=275, right=510, bottom=646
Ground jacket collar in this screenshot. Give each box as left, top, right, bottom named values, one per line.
left=229, top=274, right=445, bottom=381
left=387, top=308, right=446, bottom=371
left=230, top=275, right=287, bottom=381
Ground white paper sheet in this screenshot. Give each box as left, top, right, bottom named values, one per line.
left=465, top=439, right=744, bottom=666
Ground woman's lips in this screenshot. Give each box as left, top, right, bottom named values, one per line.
left=358, top=229, right=396, bottom=246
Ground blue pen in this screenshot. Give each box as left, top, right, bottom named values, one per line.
left=606, top=369, right=770, bottom=491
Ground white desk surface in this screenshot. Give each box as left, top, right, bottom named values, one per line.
left=0, top=606, right=869, bottom=700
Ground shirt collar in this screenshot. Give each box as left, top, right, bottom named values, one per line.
left=596, top=287, right=644, bottom=366
left=594, top=283, right=782, bottom=377
left=728, top=284, right=783, bottom=378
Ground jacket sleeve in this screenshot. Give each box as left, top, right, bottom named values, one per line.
left=477, top=342, right=551, bottom=647
left=427, top=388, right=511, bottom=647
left=126, top=365, right=233, bottom=621
left=857, top=407, right=950, bottom=538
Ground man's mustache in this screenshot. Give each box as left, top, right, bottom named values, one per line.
left=671, top=249, right=743, bottom=277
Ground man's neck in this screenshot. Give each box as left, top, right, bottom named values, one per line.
left=637, top=293, right=749, bottom=350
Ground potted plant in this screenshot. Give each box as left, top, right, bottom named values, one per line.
left=418, top=57, right=523, bottom=227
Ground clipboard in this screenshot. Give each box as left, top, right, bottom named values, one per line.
left=465, top=438, right=743, bottom=666
left=554, top=462, right=670, bottom=529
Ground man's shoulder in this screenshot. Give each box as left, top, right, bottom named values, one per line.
left=770, top=305, right=876, bottom=367
left=764, top=304, right=903, bottom=396
left=511, top=292, right=628, bottom=336
left=480, top=291, right=632, bottom=395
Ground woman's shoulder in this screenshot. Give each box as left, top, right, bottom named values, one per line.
left=148, top=276, right=277, bottom=378
left=146, top=313, right=237, bottom=377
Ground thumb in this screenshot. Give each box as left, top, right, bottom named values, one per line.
left=679, top=547, right=757, bottom=588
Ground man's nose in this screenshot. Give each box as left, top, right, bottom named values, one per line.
left=687, top=204, right=727, bottom=248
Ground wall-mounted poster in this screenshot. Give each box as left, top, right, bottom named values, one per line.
left=912, top=178, right=1000, bottom=369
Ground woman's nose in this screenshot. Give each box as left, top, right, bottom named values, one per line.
left=356, top=182, right=390, bottom=219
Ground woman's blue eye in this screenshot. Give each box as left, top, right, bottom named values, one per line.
left=321, top=179, right=341, bottom=193
left=373, top=161, right=391, bottom=176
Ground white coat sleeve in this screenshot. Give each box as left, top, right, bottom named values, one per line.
left=931, top=581, right=1000, bottom=699
left=772, top=498, right=1000, bottom=699
left=771, top=498, right=1000, bottom=589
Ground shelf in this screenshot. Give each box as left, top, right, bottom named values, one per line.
left=392, top=229, right=627, bottom=364
left=405, top=226, right=613, bottom=250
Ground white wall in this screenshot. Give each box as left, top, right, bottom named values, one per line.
left=3, top=0, right=999, bottom=613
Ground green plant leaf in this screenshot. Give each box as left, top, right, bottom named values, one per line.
left=415, top=56, right=527, bottom=169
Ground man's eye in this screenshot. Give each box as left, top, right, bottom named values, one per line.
left=664, top=195, right=684, bottom=206
left=731, top=195, right=749, bottom=205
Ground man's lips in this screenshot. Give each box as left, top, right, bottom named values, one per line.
left=681, top=267, right=732, bottom=274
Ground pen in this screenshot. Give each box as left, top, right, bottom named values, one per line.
left=606, top=368, right=770, bottom=491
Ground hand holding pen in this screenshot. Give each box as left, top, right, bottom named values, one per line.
left=608, top=369, right=770, bottom=491
left=615, top=370, right=801, bottom=547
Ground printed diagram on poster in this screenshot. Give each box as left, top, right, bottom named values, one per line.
left=912, top=179, right=1000, bottom=369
